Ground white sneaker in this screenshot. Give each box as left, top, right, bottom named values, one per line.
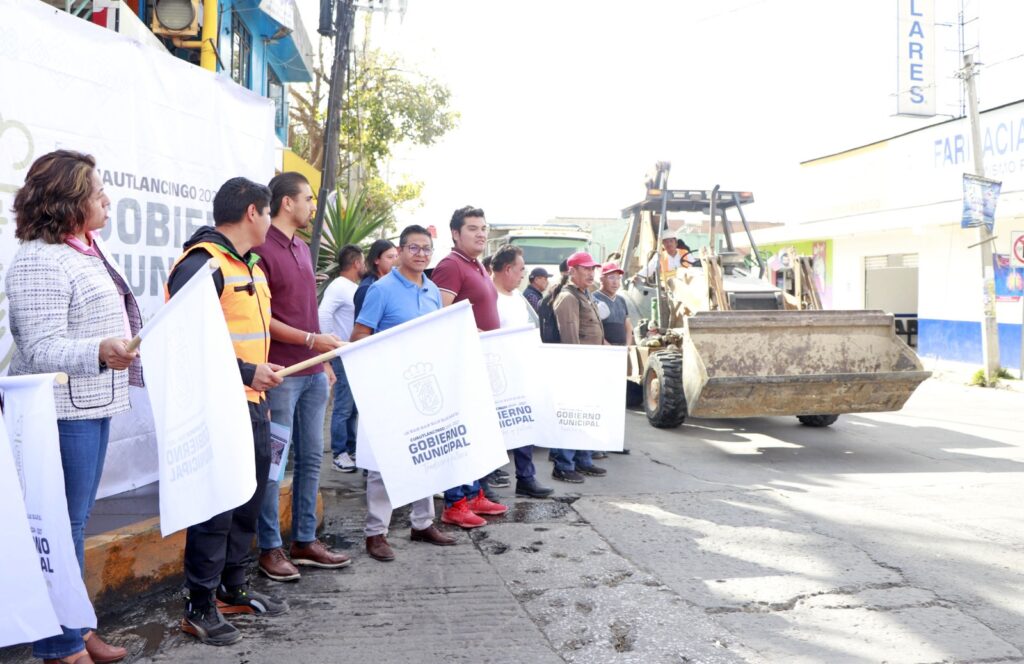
left=332, top=452, right=357, bottom=473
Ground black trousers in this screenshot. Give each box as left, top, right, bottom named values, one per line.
left=184, top=399, right=271, bottom=597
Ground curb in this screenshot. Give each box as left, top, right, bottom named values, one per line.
left=83, top=478, right=324, bottom=611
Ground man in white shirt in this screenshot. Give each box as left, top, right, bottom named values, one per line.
left=318, top=244, right=365, bottom=472
left=491, top=244, right=554, bottom=498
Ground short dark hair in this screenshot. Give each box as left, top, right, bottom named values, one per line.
left=213, top=177, right=271, bottom=225
left=449, top=205, right=485, bottom=233
left=268, top=171, right=310, bottom=217
left=13, top=150, right=97, bottom=244
left=677, top=240, right=691, bottom=251
left=399, top=224, right=432, bottom=246
left=481, top=255, right=492, bottom=272
left=366, top=238, right=396, bottom=274
left=491, top=244, right=522, bottom=273
left=337, top=244, right=363, bottom=272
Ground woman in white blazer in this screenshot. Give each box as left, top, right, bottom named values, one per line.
left=6, top=150, right=142, bottom=664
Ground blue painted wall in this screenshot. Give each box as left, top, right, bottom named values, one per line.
left=918, top=318, right=1023, bottom=368
left=213, top=0, right=292, bottom=143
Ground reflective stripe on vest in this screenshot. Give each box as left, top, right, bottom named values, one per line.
left=167, top=242, right=271, bottom=403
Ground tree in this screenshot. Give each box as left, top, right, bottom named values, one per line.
left=288, top=28, right=459, bottom=232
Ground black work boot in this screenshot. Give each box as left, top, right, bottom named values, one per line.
left=217, top=583, right=289, bottom=616
left=182, top=592, right=242, bottom=646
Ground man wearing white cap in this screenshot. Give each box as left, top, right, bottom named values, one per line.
left=643, top=229, right=692, bottom=278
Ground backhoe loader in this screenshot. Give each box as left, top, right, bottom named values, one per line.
left=615, top=163, right=930, bottom=428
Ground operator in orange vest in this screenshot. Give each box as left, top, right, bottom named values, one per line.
left=640, top=235, right=699, bottom=282
left=165, top=177, right=288, bottom=646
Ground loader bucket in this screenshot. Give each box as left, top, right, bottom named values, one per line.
left=681, top=310, right=930, bottom=418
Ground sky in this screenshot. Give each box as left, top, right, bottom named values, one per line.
left=293, top=0, right=1024, bottom=239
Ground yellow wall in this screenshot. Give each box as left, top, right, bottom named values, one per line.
left=281, top=149, right=322, bottom=198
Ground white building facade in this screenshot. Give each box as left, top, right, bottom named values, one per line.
left=744, top=100, right=1024, bottom=369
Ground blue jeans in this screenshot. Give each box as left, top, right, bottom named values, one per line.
left=552, top=449, right=593, bottom=473
left=443, top=479, right=481, bottom=507
left=513, top=445, right=536, bottom=480
left=258, top=372, right=329, bottom=550
left=33, top=418, right=110, bottom=660
left=329, top=357, right=357, bottom=457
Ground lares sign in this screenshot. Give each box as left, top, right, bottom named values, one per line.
left=897, top=0, right=936, bottom=117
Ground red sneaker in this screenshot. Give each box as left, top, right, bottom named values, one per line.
left=441, top=498, right=487, bottom=528
left=467, top=489, right=508, bottom=516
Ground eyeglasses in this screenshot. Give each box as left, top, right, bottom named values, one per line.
left=404, top=244, right=434, bottom=256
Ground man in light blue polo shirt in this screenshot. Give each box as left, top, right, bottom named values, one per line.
left=350, top=225, right=457, bottom=562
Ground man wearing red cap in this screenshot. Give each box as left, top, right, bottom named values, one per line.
left=550, top=251, right=608, bottom=483
left=594, top=262, right=634, bottom=347
left=595, top=261, right=635, bottom=456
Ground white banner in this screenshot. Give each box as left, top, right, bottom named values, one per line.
left=896, top=0, right=935, bottom=117
left=479, top=325, right=556, bottom=450
left=0, top=400, right=61, bottom=647
left=0, top=0, right=275, bottom=499
left=0, top=374, right=96, bottom=630
left=345, top=301, right=507, bottom=507
left=138, top=264, right=256, bottom=536
left=538, top=345, right=627, bottom=452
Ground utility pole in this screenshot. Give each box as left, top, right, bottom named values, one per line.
left=962, top=52, right=1001, bottom=382
left=309, top=0, right=355, bottom=271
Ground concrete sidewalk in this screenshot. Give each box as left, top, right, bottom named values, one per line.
left=42, top=450, right=747, bottom=664
left=82, top=476, right=320, bottom=610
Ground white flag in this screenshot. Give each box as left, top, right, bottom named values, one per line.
left=138, top=263, right=256, bottom=536
left=344, top=301, right=507, bottom=506
left=538, top=345, right=627, bottom=451
left=0, top=374, right=96, bottom=631
left=0, top=393, right=62, bottom=646
left=479, top=325, right=556, bottom=450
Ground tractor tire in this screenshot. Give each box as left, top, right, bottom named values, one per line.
left=643, top=351, right=687, bottom=428
left=625, top=381, right=643, bottom=409
left=797, top=414, right=840, bottom=427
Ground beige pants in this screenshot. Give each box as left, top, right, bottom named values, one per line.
left=364, top=470, right=436, bottom=537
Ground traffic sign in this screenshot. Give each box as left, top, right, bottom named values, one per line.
left=1012, top=231, right=1024, bottom=268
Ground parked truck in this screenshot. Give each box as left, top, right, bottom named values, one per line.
left=485, top=223, right=597, bottom=284
left=615, top=162, right=930, bottom=428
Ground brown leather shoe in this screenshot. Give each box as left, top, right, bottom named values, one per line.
left=258, top=547, right=301, bottom=581
left=82, top=631, right=126, bottom=664
left=410, top=525, right=457, bottom=546
left=365, top=534, right=395, bottom=561
left=290, top=539, right=352, bottom=569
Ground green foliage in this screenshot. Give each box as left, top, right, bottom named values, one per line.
left=969, top=366, right=1014, bottom=387
left=300, top=186, right=392, bottom=287
left=339, top=47, right=459, bottom=177
left=288, top=33, right=458, bottom=228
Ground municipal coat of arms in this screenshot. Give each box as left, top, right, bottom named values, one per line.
left=484, top=353, right=507, bottom=397
left=404, top=362, right=443, bottom=416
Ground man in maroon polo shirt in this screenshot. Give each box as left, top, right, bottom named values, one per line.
left=431, top=205, right=509, bottom=529
left=254, top=172, right=351, bottom=582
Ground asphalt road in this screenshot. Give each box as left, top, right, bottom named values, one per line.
left=5, top=377, right=1022, bottom=663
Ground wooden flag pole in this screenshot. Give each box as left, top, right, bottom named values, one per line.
left=274, top=347, right=346, bottom=379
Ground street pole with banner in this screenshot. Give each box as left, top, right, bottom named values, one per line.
left=1012, top=230, right=1024, bottom=379
left=962, top=53, right=1001, bottom=383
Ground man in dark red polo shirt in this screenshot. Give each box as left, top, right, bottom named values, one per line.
left=255, top=172, right=351, bottom=582
left=431, top=205, right=509, bottom=529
